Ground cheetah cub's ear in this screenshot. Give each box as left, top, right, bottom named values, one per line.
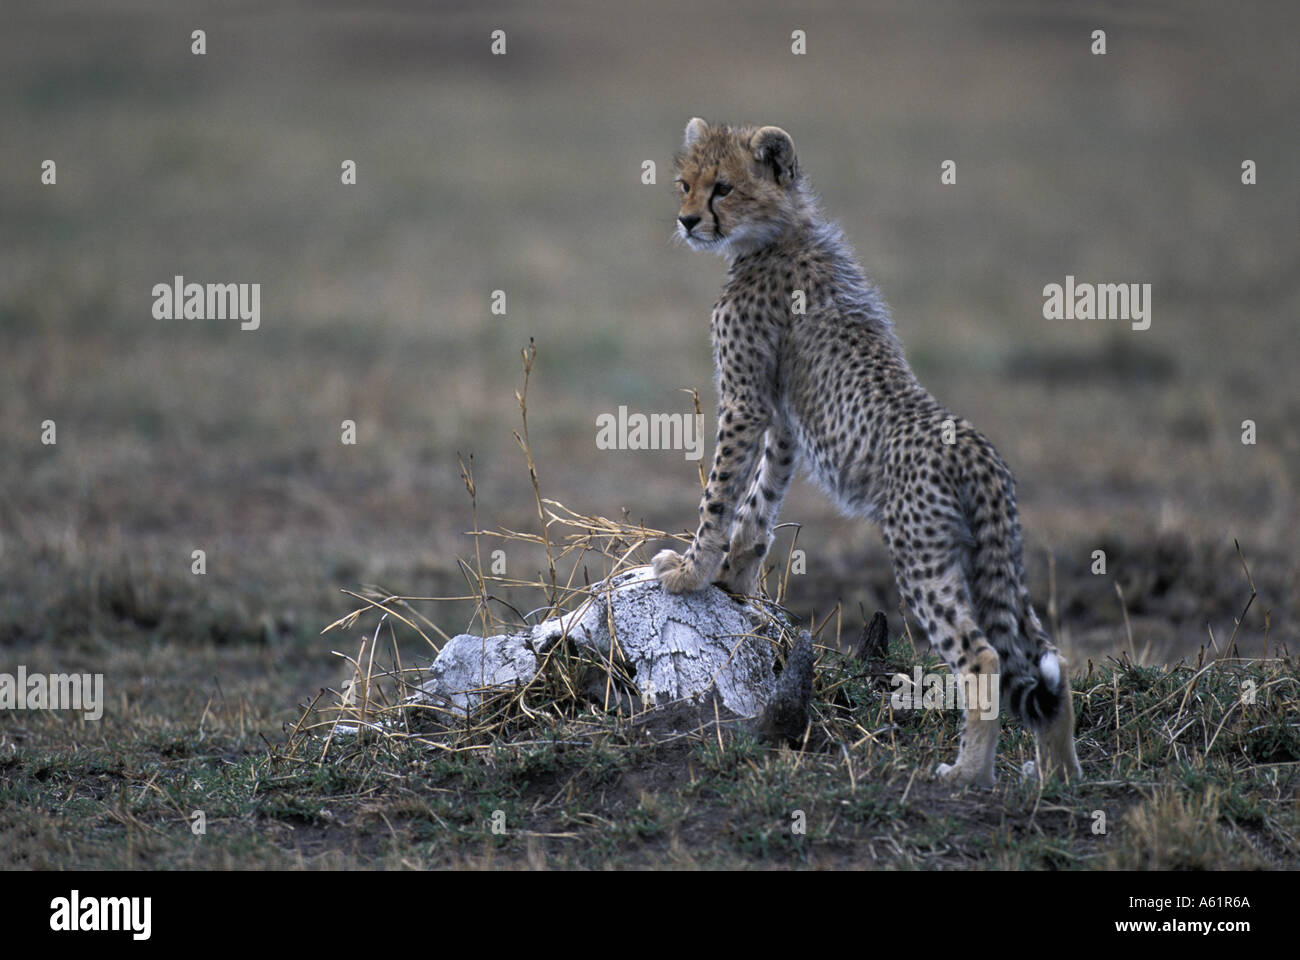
left=683, top=117, right=709, bottom=148
left=750, top=126, right=798, bottom=187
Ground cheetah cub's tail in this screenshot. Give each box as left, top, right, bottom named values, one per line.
left=1025, top=647, right=1065, bottom=725
left=974, top=561, right=1068, bottom=730
left=996, top=633, right=1066, bottom=731
left=962, top=449, right=1067, bottom=731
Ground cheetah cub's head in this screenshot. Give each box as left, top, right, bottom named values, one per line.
left=673, top=117, right=804, bottom=259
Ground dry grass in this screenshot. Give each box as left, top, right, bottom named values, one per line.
left=286, top=343, right=805, bottom=757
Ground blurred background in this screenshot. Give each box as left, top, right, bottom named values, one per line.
left=1, top=0, right=1295, bottom=713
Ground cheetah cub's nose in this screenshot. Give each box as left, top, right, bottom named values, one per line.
left=678, top=214, right=701, bottom=233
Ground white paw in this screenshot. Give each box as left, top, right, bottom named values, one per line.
left=652, top=548, right=708, bottom=594
left=1022, top=758, right=1084, bottom=783
left=936, top=761, right=995, bottom=789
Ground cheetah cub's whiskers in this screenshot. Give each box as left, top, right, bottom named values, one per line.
left=652, top=118, right=1081, bottom=788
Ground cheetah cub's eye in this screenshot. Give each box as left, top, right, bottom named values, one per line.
left=713, top=182, right=732, bottom=197
left=679, top=181, right=690, bottom=194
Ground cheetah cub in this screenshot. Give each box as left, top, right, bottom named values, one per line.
left=652, top=118, right=1081, bottom=788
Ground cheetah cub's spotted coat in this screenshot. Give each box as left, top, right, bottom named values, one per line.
left=652, top=118, right=1081, bottom=788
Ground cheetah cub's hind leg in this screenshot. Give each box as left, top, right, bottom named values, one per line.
left=717, top=423, right=798, bottom=596
left=897, top=561, right=1002, bottom=789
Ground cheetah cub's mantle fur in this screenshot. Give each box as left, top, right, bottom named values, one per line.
left=652, top=118, right=1081, bottom=788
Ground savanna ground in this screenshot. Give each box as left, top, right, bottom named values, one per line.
left=0, top=1, right=1296, bottom=869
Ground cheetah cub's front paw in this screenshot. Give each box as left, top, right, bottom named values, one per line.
left=652, top=549, right=709, bottom=594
